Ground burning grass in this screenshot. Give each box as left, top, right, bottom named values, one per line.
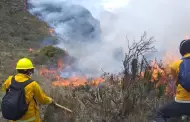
left=0, top=0, right=183, bottom=121
left=41, top=73, right=174, bottom=122
left=40, top=62, right=184, bottom=122
left=38, top=32, right=185, bottom=122
left=40, top=59, right=105, bottom=87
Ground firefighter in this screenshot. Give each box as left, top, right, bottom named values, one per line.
left=153, top=39, right=190, bottom=122
left=1, top=58, right=55, bottom=122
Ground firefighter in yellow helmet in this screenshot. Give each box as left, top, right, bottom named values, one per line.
left=1, top=58, right=55, bottom=122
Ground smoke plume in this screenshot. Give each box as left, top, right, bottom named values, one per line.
left=28, top=0, right=190, bottom=75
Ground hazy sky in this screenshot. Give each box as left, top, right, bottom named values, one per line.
left=28, top=0, right=190, bottom=74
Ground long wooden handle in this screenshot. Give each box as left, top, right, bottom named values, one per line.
left=55, top=103, right=73, bottom=113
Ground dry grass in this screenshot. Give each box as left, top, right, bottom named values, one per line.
left=32, top=70, right=190, bottom=122
left=0, top=0, right=189, bottom=122
left=36, top=74, right=169, bottom=122
left=31, top=32, right=189, bottom=122
left=0, top=0, right=50, bottom=121
left=0, top=0, right=50, bottom=80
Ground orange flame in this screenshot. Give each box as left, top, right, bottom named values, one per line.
left=184, top=34, right=190, bottom=40
left=28, top=48, right=33, bottom=53
left=52, top=76, right=87, bottom=87
left=140, top=50, right=180, bottom=97
left=40, top=59, right=105, bottom=87
left=49, top=28, right=54, bottom=35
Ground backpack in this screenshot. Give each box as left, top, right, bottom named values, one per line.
left=1, top=76, right=34, bottom=120
left=178, top=57, right=190, bottom=92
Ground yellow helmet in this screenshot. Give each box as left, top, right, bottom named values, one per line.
left=16, top=58, right=35, bottom=70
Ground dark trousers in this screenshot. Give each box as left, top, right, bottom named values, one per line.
left=154, top=101, right=190, bottom=122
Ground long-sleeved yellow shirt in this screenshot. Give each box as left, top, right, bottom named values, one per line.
left=170, top=53, right=190, bottom=102
left=2, top=73, right=52, bottom=122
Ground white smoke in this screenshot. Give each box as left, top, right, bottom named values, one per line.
left=28, top=0, right=190, bottom=75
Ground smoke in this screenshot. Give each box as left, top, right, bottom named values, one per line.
left=99, top=0, right=190, bottom=57
left=28, top=0, right=190, bottom=75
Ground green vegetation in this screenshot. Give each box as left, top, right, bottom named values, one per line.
left=0, top=0, right=188, bottom=122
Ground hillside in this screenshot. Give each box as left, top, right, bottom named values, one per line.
left=0, top=1, right=188, bottom=122
left=0, top=0, right=50, bottom=79
left=0, top=0, right=53, bottom=121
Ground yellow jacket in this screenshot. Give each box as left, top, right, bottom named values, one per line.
left=2, top=73, right=52, bottom=122
left=170, top=53, right=190, bottom=101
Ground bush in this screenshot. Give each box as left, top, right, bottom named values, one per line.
left=39, top=45, right=68, bottom=58
left=39, top=32, right=185, bottom=122
left=32, top=45, right=68, bottom=65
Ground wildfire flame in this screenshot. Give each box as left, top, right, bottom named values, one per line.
left=49, top=28, right=55, bottom=35
left=184, top=34, right=190, bottom=40
left=28, top=48, right=33, bottom=53
left=141, top=51, right=180, bottom=96
left=40, top=60, right=105, bottom=87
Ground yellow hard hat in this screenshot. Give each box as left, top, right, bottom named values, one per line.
left=16, top=58, right=35, bottom=69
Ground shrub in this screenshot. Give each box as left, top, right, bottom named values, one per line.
left=33, top=45, right=68, bottom=65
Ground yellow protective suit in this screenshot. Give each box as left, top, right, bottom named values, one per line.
left=170, top=53, right=190, bottom=101
left=2, top=73, right=52, bottom=122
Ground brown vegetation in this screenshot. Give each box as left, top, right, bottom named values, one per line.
left=0, top=0, right=188, bottom=122
left=38, top=33, right=187, bottom=122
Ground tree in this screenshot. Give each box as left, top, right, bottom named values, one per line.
left=121, top=32, right=156, bottom=116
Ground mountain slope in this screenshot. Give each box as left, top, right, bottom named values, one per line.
left=0, top=0, right=50, bottom=79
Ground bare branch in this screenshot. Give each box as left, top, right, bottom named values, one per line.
left=123, top=31, right=156, bottom=76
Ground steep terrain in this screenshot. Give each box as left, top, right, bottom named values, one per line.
left=0, top=1, right=184, bottom=122
left=0, top=0, right=53, bottom=121
left=0, top=0, right=50, bottom=79
left=27, top=1, right=101, bottom=43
